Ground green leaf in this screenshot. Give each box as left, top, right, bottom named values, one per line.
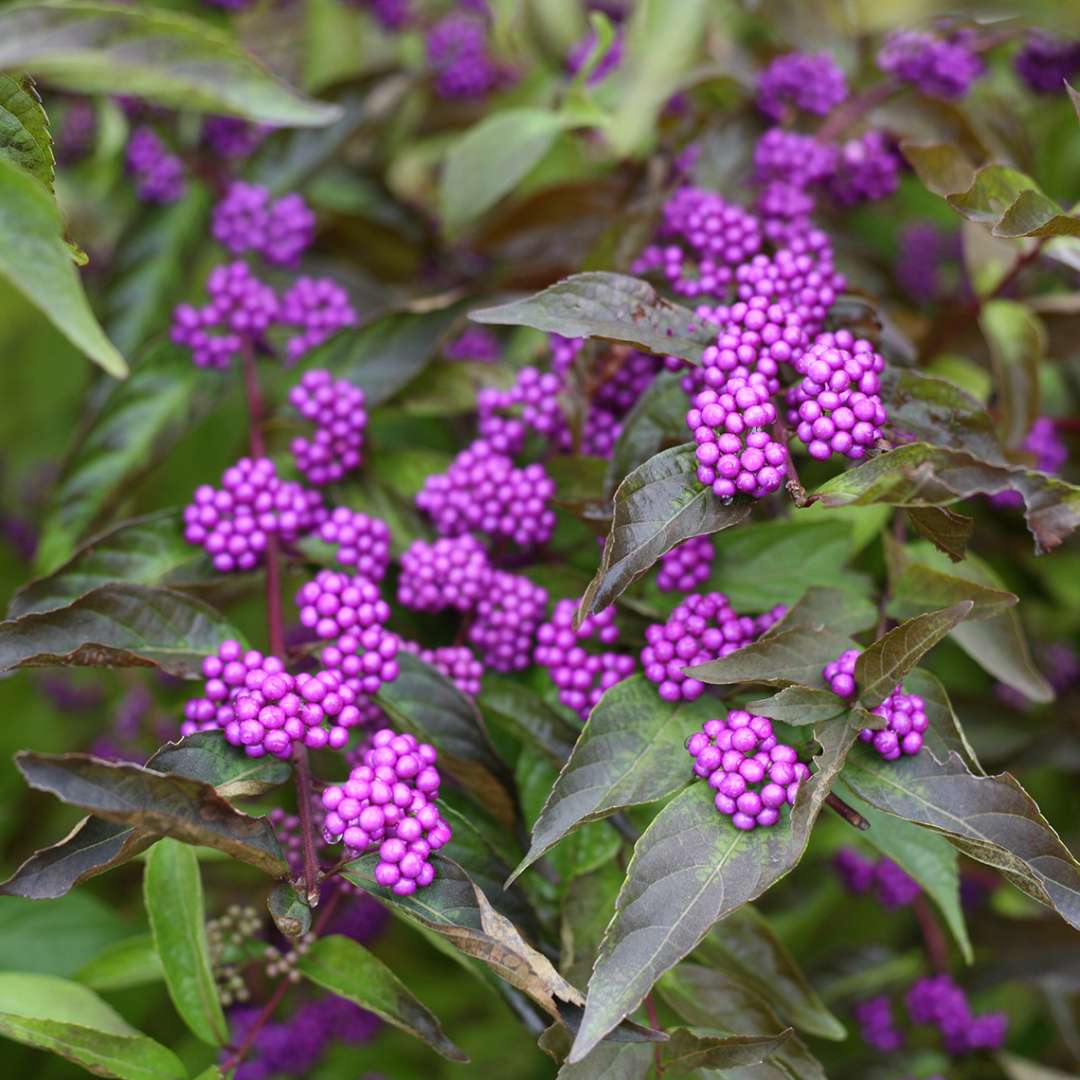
left=775, top=585, right=878, bottom=637
left=694, top=907, right=844, bottom=1040
left=746, top=686, right=849, bottom=727
left=566, top=713, right=863, bottom=1062
left=143, top=839, right=226, bottom=1046
left=15, top=753, right=288, bottom=877
left=509, top=676, right=708, bottom=884
left=441, top=109, right=570, bottom=235
left=552, top=1040, right=652, bottom=1079
left=343, top=855, right=587, bottom=1023
left=605, top=370, right=686, bottom=495
left=471, top=272, right=715, bottom=365
left=267, top=883, right=311, bottom=939
left=906, top=506, right=973, bottom=562
left=477, top=674, right=579, bottom=765
left=0, top=74, right=53, bottom=191
left=659, top=1026, right=792, bottom=1076
left=298, top=934, right=467, bottom=1061
left=34, top=343, right=214, bottom=574
left=901, top=140, right=976, bottom=198
left=657, top=964, right=826, bottom=1080
left=833, top=784, right=972, bottom=963
left=311, top=301, right=468, bottom=406
left=74, top=936, right=163, bottom=993
left=0, top=2, right=340, bottom=127
left=945, top=164, right=1080, bottom=238
left=0, top=583, right=247, bottom=678
left=812, top=442, right=1080, bottom=555
left=105, top=185, right=214, bottom=356
left=0, top=155, right=124, bottom=377
left=375, top=651, right=514, bottom=824
left=889, top=563, right=1016, bottom=623
left=145, top=733, right=292, bottom=799
left=0, top=972, right=184, bottom=1079
left=843, top=747, right=1080, bottom=930
left=854, top=604, right=973, bottom=708
left=580, top=444, right=751, bottom=620
left=979, top=300, right=1045, bottom=449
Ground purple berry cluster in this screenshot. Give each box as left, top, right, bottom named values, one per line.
left=757, top=51, right=848, bottom=119
left=416, top=440, right=556, bottom=547
left=279, top=276, right=358, bottom=362
left=1015, top=32, right=1080, bottom=93
left=444, top=326, right=501, bottom=363
left=317, top=507, right=391, bottom=581
left=56, top=100, right=97, bottom=165
left=469, top=569, right=548, bottom=673
left=656, top=535, right=714, bottom=593
left=854, top=996, right=904, bottom=1052
left=878, top=29, right=983, bottom=100
left=321, top=729, right=451, bottom=895
left=822, top=648, right=859, bottom=698
left=288, top=369, right=367, bottom=485
left=212, top=182, right=316, bottom=268
left=201, top=116, right=272, bottom=160
left=906, top=975, right=1007, bottom=1054
left=863, top=689, right=929, bottom=760
left=580, top=349, right=663, bottom=456
left=753, top=129, right=838, bottom=191
left=126, top=126, right=185, bottom=203
left=642, top=592, right=785, bottom=702
left=991, top=416, right=1068, bottom=508
left=827, top=131, right=902, bottom=206
left=534, top=600, right=635, bottom=717
left=400, top=641, right=483, bottom=697
left=426, top=14, right=505, bottom=99
left=320, top=622, right=400, bottom=698
left=476, top=367, right=569, bottom=454
left=398, top=534, right=491, bottom=613
left=172, top=261, right=278, bottom=369
left=686, top=711, right=809, bottom=830
left=834, top=849, right=922, bottom=908
left=183, top=457, right=325, bottom=572
left=550, top=333, right=584, bottom=377
left=296, top=570, right=389, bottom=641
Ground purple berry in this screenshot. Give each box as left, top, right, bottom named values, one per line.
left=288, top=369, right=366, bottom=485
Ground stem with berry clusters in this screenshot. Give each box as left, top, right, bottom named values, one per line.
left=240, top=345, right=321, bottom=907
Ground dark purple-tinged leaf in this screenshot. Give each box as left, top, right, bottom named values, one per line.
left=746, top=686, right=848, bottom=727
left=829, top=292, right=917, bottom=365
left=579, top=444, right=751, bottom=621
left=0, top=74, right=54, bottom=191
left=854, top=604, right=973, bottom=709
left=550, top=1040, right=652, bottom=1079
left=471, top=273, right=715, bottom=365
left=907, top=506, right=973, bottom=562
left=560, top=864, right=624, bottom=988
left=658, top=1027, right=792, bottom=1076
left=298, top=934, right=467, bottom=1061
left=343, top=855, right=586, bottom=1023
left=0, top=583, right=246, bottom=678
left=0, top=2, right=340, bottom=126
left=657, top=964, right=827, bottom=1080
left=605, top=371, right=687, bottom=496
left=375, top=651, right=514, bottom=824
left=566, top=713, right=863, bottom=1062
left=267, top=884, right=311, bottom=939
left=889, top=564, right=1017, bottom=623
left=903, top=668, right=982, bottom=774
left=0, top=972, right=185, bottom=1080
left=310, top=300, right=470, bottom=407
left=145, top=733, right=292, bottom=800
left=693, top=907, right=845, bottom=1040
left=833, top=784, right=972, bottom=963
left=843, top=747, right=1080, bottom=931
left=771, top=585, right=878, bottom=637
left=548, top=455, right=609, bottom=511
left=687, top=625, right=853, bottom=690
left=34, top=344, right=215, bottom=574
left=477, top=675, right=579, bottom=765
left=143, top=839, right=227, bottom=1046
left=15, top=753, right=287, bottom=877
left=980, top=300, right=1044, bottom=449
left=509, top=676, right=711, bottom=884
left=0, top=817, right=153, bottom=900
left=880, top=368, right=1005, bottom=464
left=901, top=141, right=975, bottom=197
left=812, top=442, right=1080, bottom=554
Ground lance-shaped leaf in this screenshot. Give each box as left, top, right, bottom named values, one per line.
left=144, top=839, right=227, bottom=1046
left=74, top=935, right=163, bottom=993
left=34, top=344, right=214, bottom=574
left=605, top=371, right=687, bottom=495
left=659, top=1027, right=792, bottom=1076
left=298, top=934, right=466, bottom=1060
left=693, top=907, right=844, bottom=1040
left=477, top=675, right=579, bottom=765
left=688, top=625, right=853, bottom=690
left=843, top=748, right=1080, bottom=931
left=774, top=585, right=878, bottom=637
left=0, top=74, right=53, bottom=190
left=509, top=676, right=710, bottom=884
left=344, top=855, right=587, bottom=1023
left=813, top=442, right=1080, bottom=554
left=833, top=784, right=972, bottom=963
left=145, top=733, right=291, bottom=800
left=980, top=300, right=1044, bottom=449
left=471, top=272, right=714, bottom=364
left=267, top=884, right=311, bottom=939
left=747, top=686, right=849, bottom=727
left=0, top=583, right=247, bottom=677
left=15, top=753, right=287, bottom=877
left=376, top=651, right=514, bottom=823
left=550, top=1039, right=652, bottom=1078
left=657, top=964, right=827, bottom=1080
left=854, top=603, right=973, bottom=708
left=0, top=972, right=184, bottom=1079
left=906, top=507, right=973, bottom=562
left=889, top=563, right=1017, bottom=623
left=0, top=155, right=124, bottom=378
left=0, top=1, right=340, bottom=126
left=566, top=713, right=863, bottom=1062
left=579, top=444, right=751, bottom=621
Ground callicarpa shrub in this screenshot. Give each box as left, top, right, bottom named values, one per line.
left=1, top=3, right=1080, bottom=1079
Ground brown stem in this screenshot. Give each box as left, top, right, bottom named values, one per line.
left=914, top=895, right=949, bottom=972
left=775, top=416, right=816, bottom=508
left=825, top=792, right=870, bottom=831
left=645, top=993, right=665, bottom=1077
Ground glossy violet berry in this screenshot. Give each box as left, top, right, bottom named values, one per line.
left=827, top=130, right=901, bottom=206
left=685, top=711, right=809, bottom=830
left=318, top=507, right=391, bottom=581
left=656, top=535, right=715, bottom=593
left=822, top=648, right=859, bottom=698
left=476, top=366, right=569, bottom=454
left=444, top=326, right=501, bottom=363
left=279, top=276, right=358, bottom=363
left=296, top=570, right=390, bottom=641
left=397, top=534, right=491, bottom=613
left=861, top=688, right=929, bottom=761
left=854, top=996, right=904, bottom=1052
left=320, top=624, right=400, bottom=697
left=469, top=570, right=549, bottom=674
left=1015, top=31, right=1080, bottom=93
left=877, top=29, right=983, bottom=100
left=757, top=51, right=847, bottom=119
left=288, top=369, right=366, bottom=485
left=126, top=126, right=185, bottom=203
